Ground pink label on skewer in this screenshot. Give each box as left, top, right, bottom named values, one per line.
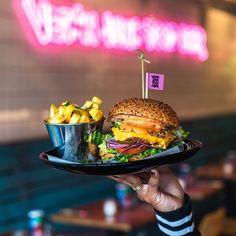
left=146, top=73, right=165, bottom=90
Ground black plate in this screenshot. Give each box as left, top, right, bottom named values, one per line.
left=39, top=139, right=202, bottom=175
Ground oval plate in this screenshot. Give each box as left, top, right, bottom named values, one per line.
left=39, top=139, right=202, bottom=175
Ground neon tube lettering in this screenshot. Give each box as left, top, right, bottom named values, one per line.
left=17, top=0, right=209, bottom=61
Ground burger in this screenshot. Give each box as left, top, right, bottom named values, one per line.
left=88, top=98, right=189, bottom=162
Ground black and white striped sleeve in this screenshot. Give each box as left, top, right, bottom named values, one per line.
left=154, top=194, right=201, bottom=236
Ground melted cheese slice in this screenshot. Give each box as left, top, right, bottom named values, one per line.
left=112, top=127, right=173, bottom=149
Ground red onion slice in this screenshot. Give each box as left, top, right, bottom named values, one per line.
left=106, top=138, right=130, bottom=149
left=106, top=138, right=155, bottom=151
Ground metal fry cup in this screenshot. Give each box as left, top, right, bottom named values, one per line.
left=44, top=118, right=104, bottom=162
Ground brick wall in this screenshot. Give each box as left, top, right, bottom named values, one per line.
left=0, top=0, right=236, bottom=143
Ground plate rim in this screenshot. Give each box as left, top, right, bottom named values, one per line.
left=39, top=139, right=202, bottom=167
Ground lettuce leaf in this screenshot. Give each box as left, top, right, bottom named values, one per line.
left=87, top=130, right=112, bottom=146
left=173, top=127, right=190, bottom=140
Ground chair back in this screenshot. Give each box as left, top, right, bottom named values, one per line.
left=199, top=207, right=226, bottom=236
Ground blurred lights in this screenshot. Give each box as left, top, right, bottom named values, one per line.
left=101, top=11, right=142, bottom=51
left=17, top=0, right=208, bottom=61
left=0, top=109, right=31, bottom=123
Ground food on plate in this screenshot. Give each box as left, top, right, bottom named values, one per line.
left=87, top=97, right=189, bottom=162
left=46, top=96, right=104, bottom=124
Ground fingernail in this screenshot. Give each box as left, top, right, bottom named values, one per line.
left=150, top=170, right=156, bottom=175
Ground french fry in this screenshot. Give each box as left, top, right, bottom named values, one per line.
left=75, top=108, right=85, bottom=116
left=92, top=103, right=99, bottom=109
left=69, top=113, right=80, bottom=124
left=46, top=96, right=103, bottom=124
left=48, top=114, right=65, bottom=124
left=49, top=104, right=58, bottom=118
left=92, top=96, right=102, bottom=105
left=58, top=105, right=66, bottom=117
left=80, top=114, right=90, bottom=123
left=89, top=108, right=103, bottom=121
left=64, top=104, right=75, bottom=123
left=82, top=100, right=93, bottom=109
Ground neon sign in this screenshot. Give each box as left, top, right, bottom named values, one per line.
left=16, top=0, right=209, bottom=61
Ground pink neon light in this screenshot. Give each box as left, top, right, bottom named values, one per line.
left=101, top=11, right=142, bottom=51
left=17, top=0, right=209, bottom=61
left=142, top=18, right=178, bottom=53
left=178, top=24, right=208, bottom=61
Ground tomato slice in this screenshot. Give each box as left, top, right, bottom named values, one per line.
left=116, top=145, right=147, bottom=154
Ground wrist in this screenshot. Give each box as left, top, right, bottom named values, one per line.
left=154, top=194, right=196, bottom=235
left=152, top=192, right=184, bottom=212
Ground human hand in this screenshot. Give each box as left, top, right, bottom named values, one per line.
left=109, top=166, right=184, bottom=212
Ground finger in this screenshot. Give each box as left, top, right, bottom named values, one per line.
left=109, top=174, right=143, bottom=190
left=113, top=175, right=124, bottom=178
left=111, top=175, right=140, bottom=187
left=108, top=176, right=120, bottom=181
left=107, top=175, right=130, bottom=184
left=109, top=175, right=131, bottom=182
left=157, top=166, right=175, bottom=181
left=147, top=169, right=160, bottom=194
left=113, top=174, right=135, bottom=179
left=111, top=177, right=131, bottom=186
left=135, top=172, right=151, bottom=184
left=157, top=165, right=170, bottom=173
left=125, top=175, right=143, bottom=188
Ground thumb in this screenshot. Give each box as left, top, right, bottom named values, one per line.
left=147, top=169, right=161, bottom=198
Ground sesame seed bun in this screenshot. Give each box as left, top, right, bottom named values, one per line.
left=107, top=97, right=179, bottom=128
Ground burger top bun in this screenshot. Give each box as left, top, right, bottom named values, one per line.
left=107, top=97, right=179, bottom=128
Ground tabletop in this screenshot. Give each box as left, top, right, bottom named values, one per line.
left=0, top=231, right=27, bottom=236
left=50, top=179, right=223, bottom=233
left=50, top=201, right=155, bottom=233
left=185, top=180, right=224, bottom=201
left=195, top=162, right=236, bottom=181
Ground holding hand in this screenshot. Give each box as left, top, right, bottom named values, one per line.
left=110, top=166, right=184, bottom=212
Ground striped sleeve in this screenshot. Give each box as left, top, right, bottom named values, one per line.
left=154, top=194, right=201, bottom=236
